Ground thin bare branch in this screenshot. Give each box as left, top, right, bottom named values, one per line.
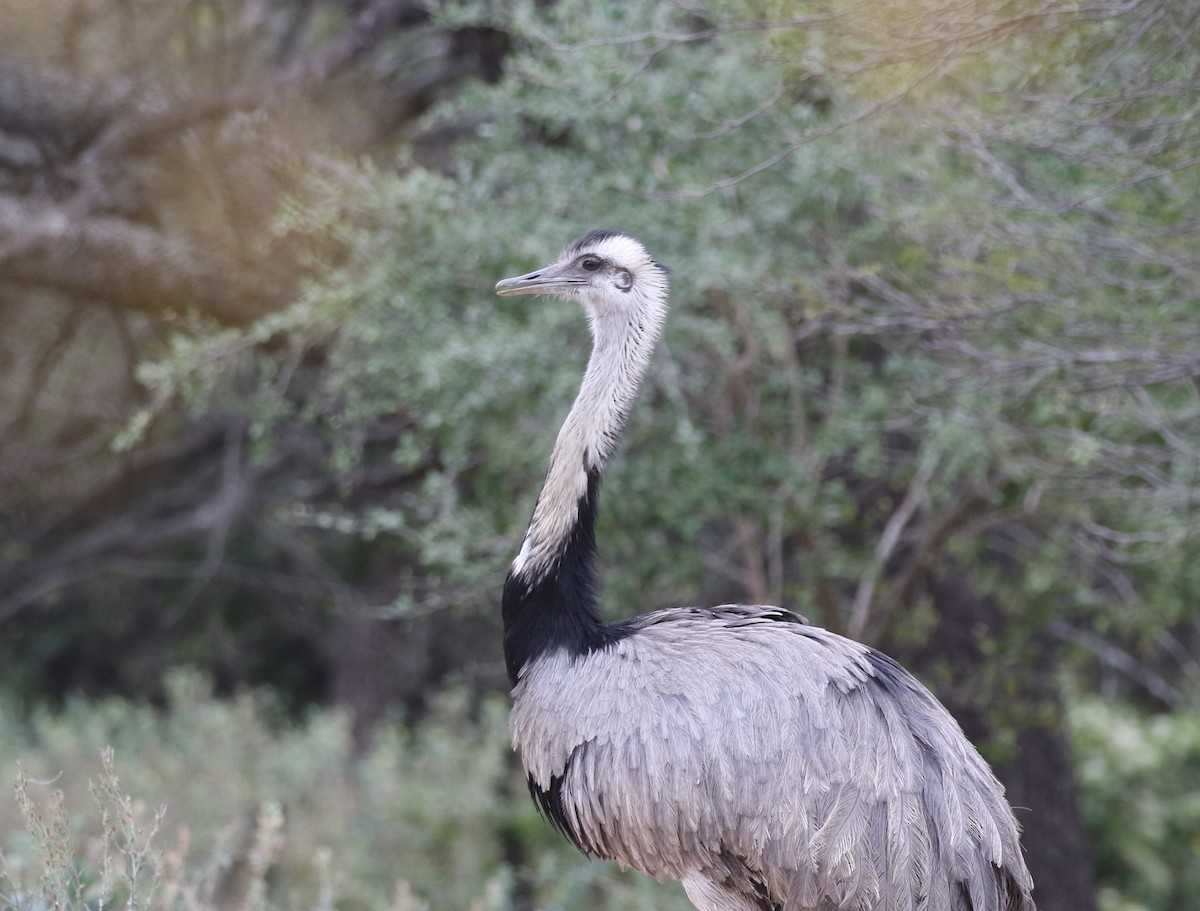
left=849, top=456, right=938, bottom=639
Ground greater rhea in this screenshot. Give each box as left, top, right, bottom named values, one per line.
left=495, top=230, right=1034, bottom=911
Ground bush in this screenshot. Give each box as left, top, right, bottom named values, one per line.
left=4, top=681, right=1198, bottom=911
left=0, top=671, right=693, bottom=911
left=1071, top=698, right=1200, bottom=911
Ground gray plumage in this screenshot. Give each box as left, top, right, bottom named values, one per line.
left=495, top=231, right=1035, bottom=911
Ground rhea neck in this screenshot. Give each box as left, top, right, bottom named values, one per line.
left=502, top=292, right=665, bottom=684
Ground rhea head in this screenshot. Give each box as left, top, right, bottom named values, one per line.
left=494, top=230, right=669, bottom=334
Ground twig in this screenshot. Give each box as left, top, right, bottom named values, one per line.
left=848, top=456, right=938, bottom=639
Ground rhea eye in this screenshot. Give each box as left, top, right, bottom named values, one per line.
left=581, top=257, right=602, bottom=272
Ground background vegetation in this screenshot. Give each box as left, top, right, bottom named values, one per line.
left=0, top=1, right=1198, bottom=909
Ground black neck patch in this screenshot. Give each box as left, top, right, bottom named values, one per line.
left=502, top=467, right=631, bottom=685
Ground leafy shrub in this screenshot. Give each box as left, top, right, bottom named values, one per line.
left=1071, top=698, right=1200, bottom=911
left=0, top=671, right=693, bottom=911
left=3, top=679, right=1198, bottom=911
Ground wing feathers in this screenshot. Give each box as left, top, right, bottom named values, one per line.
left=511, top=608, right=1034, bottom=911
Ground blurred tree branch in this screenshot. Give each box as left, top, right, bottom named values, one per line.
left=0, top=194, right=291, bottom=322
left=0, top=0, right=511, bottom=715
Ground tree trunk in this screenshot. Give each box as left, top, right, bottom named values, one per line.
left=903, top=570, right=1098, bottom=911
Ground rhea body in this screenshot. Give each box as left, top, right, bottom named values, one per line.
left=496, top=231, right=1034, bottom=911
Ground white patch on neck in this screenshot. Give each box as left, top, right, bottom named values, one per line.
left=511, top=536, right=533, bottom=577
left=511, top=432, right=591, bottom=580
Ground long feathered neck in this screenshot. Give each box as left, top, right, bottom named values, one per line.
left=502, top=283, right=667, bottom=684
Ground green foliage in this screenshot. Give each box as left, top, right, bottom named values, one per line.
left=4, top=683, right=1197, bottom=911
left=1071, top=699, right=1200, bottom=911
left=121, top=0, right=1200, bottom=667
left=0, top=673, right=693, bottom=911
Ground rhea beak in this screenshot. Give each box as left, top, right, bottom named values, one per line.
left=495, top=264, right=587, bottom=297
